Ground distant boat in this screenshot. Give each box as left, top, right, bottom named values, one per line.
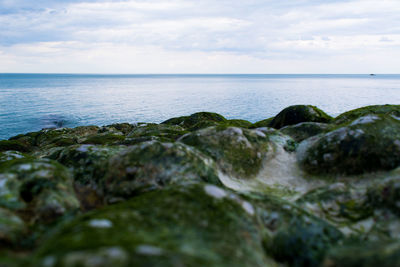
left=370, top=74, right=376, bottom=76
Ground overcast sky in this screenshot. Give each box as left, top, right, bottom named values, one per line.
left=0, top=0, right=399, bottom=73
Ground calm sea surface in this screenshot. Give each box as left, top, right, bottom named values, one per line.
left=1, top=74, right=400, bottom=140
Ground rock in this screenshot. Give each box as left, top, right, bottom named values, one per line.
left=8, top=126, right=101, bottom=150
left=323, top=241, right=400, bottom=267
left=297, top=114, right=400, bottom=175
left=179, top=126, right=271, bottom=178
left=280, top=122, right=332, bottom=142
left=333, top=104, right=400, bottom=125
left=244, top=193, right=343, bottom=267
left=162, top=112, right=227, bottom=129
left=0, top=208, right=26, bottom=246
left=269, top=105, right=332, bottom=129
left=226, top=119, right=252, bottom=128
left=33, top=184, right=276, bottom=267
left=101, top=123, right=136, bottom=135
left=126, top=124, right=188, bottom=140
left=366, top=176, right=400, bottom=216
left=0, top=151, right=30, bottom=164
left=0, top=140, right=32, bottom=153
left=80, top=133, right=125, bottom=145
left=102, top=141, right=222, bottom=202
left=250, top=117, right=274, bottom=129
left=48, top=144, right=127, bottom=209
left=0, top=158, right=79, bottom=222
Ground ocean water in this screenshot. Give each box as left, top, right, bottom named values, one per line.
left=1, top=74, right=400, bottom=140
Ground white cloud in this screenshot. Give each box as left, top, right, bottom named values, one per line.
left=0, top=0, right=400, bottom=73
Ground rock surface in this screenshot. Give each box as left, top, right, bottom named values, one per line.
left=1, top=105, right=400, bottom=267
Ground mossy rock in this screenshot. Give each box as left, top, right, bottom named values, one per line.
left=179, top=126, right=270, bottom=178
left=0, top=158, right=79, bottom=223
left=226, top=119, right=252, bottom=128
left=101, top=123, right=136, bottom=135
left=366, top=176, right=400, bottom=216
left=297, top=114, right=400, bottom=175
left=269, top=105, right=332, bottom=129
left=80, top=133, right=125, bottom=145
left=127, top=124, right=188, bottom=140
left=162, top=112, right=227, bottom=129
left=48, top=145, right=127, bottom=209
left=0, top=140, right=32, bottom=153
left=0, top=208, right=26, bottom=247
left=280, top=122, right=333, bottom=142
left=323, top=241, right=400, bottom=267
left=8, top=126, right=101, bottom=150
left=102, top=141, right=222, bottom=202
left=243, top=192, right=343, bottom=267
left=333, top=104, right=400, bottom=125
left=297, top=183, right=372, bottom=223
left=0, top=151, right=30, bottom=164
left=250, top=117, right=274, bottom=129
left=32, top=184, right=275, bottom=267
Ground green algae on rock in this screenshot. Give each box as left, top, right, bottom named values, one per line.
left=102, top=141, right=222, bottom=202
left=323, top=241, right=400, bottom=267
left=0, top=158, right=79, bottom=223
left=162, top=111, right=227, bottom=129
left=269, top=105, right=332, bottom=129
left=250, top=117, right=274, bottom=129
left=243, top=192, right=343, bottom=267
left=297, top=114, right=400, bottom=175
left=179, top=126, right=271, bottom=178
left=0, top=208, right=26, bottom=246
left=333, top=104, right=400, bottom=125
left=126, top=123, right=188, bottom=140
left=281, top=122, right=332, bottom=142
left=33, top=184, right=276, bottom=267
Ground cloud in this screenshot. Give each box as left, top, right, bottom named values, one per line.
left=0, top=0, right=400, bottom=73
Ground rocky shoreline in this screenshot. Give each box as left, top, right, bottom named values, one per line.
left=1, top=104, right=400, bottom=267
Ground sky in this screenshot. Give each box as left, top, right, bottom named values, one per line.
left=0, top=0, right=399, bottom=73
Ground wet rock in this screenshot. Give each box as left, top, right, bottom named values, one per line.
left=48, top=145, right=126, bottom=209
left=250, top=117, right=274, bottom=129
left=101, top=123, right=136, bottom=135
left=0, top=208, right=26, bottom=246
left=244, top=193, right=343, bottom=267
left=126, top=124, right=188, bottom=140
left=297, top=114, right=400, bottom=175
left=162, top=112, right=227, bottom=129
left=80, top=133, right=125, bottom=145
left=367, top=176, right=400, bottom=216
left=0, top=140, right=32, bottom=153
left=281, top=122, right=332, bottom=142
left=323, top=241, right=400, bottom=267
left=333, top=104, right=400, bottom=125
left=33, top=184, right=276, bottom=267
left=0, top=151, right=30, bottom=164
left=102, top=141, right=222, bottom=202
left=226, top=119, right=252, bottom=128
left=269, top=105, right=332, bottom=129
left=0, top=158, right=79, bottom=223
left=179, top=126, right=271, bottom=178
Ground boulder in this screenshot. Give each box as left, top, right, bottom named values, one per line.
left=280, top=122, right=332, bottom=142
left=32, top=184, right=276, bottom=267
left=102, top=141, right=222, bottom=202
left=269, top=105, right=332, bottom=129
left=0, top=158, right=79, bottom=222
left=297, top=114, right=400, bottom=175
left=179, top=126, right=271, bottom=178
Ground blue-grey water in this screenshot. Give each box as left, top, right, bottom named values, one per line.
left=1, top=74, right=400, bottom=140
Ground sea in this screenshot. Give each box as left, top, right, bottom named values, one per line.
left=1, top=74, right=400, bottom=140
